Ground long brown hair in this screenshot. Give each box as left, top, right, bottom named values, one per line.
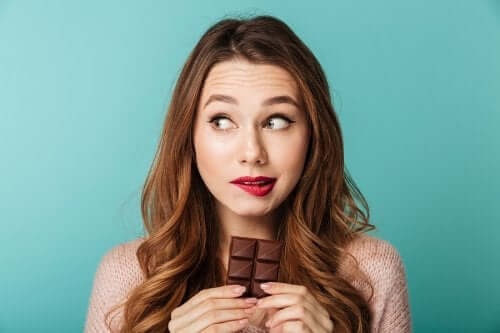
left=105, top=14, right=376, bottom=333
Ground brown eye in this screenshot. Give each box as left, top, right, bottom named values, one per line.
left=208, top=116, right=234, bottom=130
left=207, top=113, right=295, bottom=131
left=266, top=116, right=293, bottom=130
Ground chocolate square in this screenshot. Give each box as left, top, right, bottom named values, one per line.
left=225, top=236, right=282, bottom=298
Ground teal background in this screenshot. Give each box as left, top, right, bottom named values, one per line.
left=1, top=1, right=498, bottom=332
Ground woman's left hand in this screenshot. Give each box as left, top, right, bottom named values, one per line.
left=256, top=282, right=334, bottom=332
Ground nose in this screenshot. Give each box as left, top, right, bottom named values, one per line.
left=239, top=127, right=267, bottom=166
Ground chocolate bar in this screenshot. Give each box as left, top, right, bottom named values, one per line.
left=226, top=236, right=282, bottom=298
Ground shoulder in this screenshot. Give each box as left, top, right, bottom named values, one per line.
left=345, top=233, right=406, bottom=278
left=84, top=237, right=146, bottom=332
left=100, top=237, right=145, bottom=264
left=341, top=234, right=412, bottom=332
left=343, top=233, right=408, bottom=292
left=95, top=237, right=146, bottom=290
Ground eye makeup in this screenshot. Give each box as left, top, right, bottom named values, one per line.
left=207, top=112, right=296, bottom=131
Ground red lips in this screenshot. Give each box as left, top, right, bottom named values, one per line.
left=230, top=176, right=277, bottom=197
left=230, top=176, right=276, bottom=184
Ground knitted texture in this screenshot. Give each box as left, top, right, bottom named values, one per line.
left=84, top=234, right=411, bottom=332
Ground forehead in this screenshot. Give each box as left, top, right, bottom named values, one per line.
left=201, top=60, right=299, bottom=98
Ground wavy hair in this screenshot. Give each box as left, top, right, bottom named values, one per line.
left=105, top=14, right=376, bottom=333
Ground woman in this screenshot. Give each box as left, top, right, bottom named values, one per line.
left=85, top=15, right=411, bottom=333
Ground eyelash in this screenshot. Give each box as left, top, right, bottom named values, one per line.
left=207, top=113, right=295, bottom=130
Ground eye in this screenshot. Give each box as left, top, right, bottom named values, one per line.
left=208, top=116, right=235, bottom=130
left=207, top=113, right=295, bottom=131
left=265, top=115, right=294, bottom=130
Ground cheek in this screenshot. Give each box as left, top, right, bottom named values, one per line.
left=269, top=133, right=309, bottom=174
left=194, top=129, right=232, bottom=178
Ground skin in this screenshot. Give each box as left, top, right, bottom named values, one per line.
left=181, top=59, right=333, bottom=332
left=193, top=58, right=310, bottom=261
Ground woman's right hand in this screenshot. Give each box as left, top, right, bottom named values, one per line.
left=167, top=284, right=257, bottom=333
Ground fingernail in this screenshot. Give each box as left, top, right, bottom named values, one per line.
left=245, top=297, right=257, bottom=303
left=239, top=318, right=249, bottom=324
left=265, top=320, right=272, bottom=327
left=261, top=283, right=270, bottom=290
left=233, top=286, right=245, bottom=294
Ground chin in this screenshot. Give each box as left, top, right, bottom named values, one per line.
left=230, top=204, right=273, bottom=217
left=233, top=209, right=268, bottom=217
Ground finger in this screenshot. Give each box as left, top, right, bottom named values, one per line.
left=200, top=318, right=250, bottom=333
left=172, top=297, right=257, bottom=331
left=256, top=293, right=317, bottom=318
left=173, top=285, right=247, bottom=319
left=258, top=294, right=330, bottom=331
left=278, top=320, right=312, bottom=333
left=180, top=308, right=254, bottom=333
left=266, top=304, right=328, bottom=333
left=260, top=283, right=329, bottom=318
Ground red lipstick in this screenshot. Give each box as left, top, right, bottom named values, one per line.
left=230, top=176, right=277, bottom=197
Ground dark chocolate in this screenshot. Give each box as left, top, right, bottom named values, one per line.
left=226, top=236, right=282, bottom=298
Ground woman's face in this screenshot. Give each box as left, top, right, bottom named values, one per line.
left=193, top=59, right=310, bottom=219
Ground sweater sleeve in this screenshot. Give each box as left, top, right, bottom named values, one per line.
left=375, top=241, right=412, bottom=333
left=84, top=240, right=144, bottom=333
left=343, top=235, right=412, bottom=333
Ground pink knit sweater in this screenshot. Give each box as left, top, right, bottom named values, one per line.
left=84, top=234, right=411, bottom=332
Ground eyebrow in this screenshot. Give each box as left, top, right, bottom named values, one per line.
left=203, top=94, right=300, bottom=109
